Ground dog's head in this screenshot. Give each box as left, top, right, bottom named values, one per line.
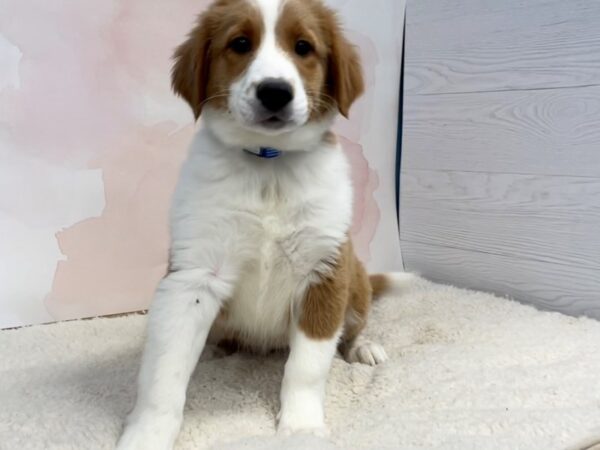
left=172, top=0, right=364, bottom=148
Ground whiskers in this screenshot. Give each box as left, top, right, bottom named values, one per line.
left=199, top=89, right=232, bottom=109
left=197, top=88, right=336, bottom=119
left=305, top=89, right=336, bottom=115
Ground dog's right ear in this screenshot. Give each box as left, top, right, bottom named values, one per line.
left=171, top=14, right=213, bottom=120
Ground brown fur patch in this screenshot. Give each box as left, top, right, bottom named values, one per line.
left=299, top=239, right=373, bottom=341
left=369, top=274, right=390, bottom=299
left=342, top=246, right=372, bottom=343
left=322, top=131, right=337, bottom=145
left=276, top=0, right=365, bottom=119
left=171, top=0, right=263, bottom=118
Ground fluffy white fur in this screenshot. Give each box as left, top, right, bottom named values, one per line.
left=118, top=0, right=356, bottom=448
left=2, top=274, right=600, bottom=450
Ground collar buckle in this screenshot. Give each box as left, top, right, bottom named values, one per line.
left=244, top=147, right=282, bottom=159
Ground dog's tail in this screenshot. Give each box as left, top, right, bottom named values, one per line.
left=369, top=272, right=417, bottom=300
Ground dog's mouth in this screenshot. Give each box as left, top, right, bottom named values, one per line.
left=232, top=101, right=306, bottom=135
left=257, top=115, right=291, bottom=131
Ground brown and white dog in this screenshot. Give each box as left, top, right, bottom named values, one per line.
left=117, top=1, right=393, bottom=448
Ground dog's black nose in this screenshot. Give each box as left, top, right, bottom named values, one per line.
left=256, top=79, right=294, bottom=112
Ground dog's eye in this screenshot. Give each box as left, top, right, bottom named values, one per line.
left=229, top=37, right=252, bottom=54
left=295, top=40, right=313, bottom=57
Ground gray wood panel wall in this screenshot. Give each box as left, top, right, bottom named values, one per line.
left=400, top=0, right=600, bottom=318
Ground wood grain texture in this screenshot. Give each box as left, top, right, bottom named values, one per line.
left=401, top=0, right=600, bottom=317
left=402, top=86, right=600, bottom=177
left=405, top=0, right=600, bottom=94
left=400, top=170, right=600, bottom=270
left=401, top=241, right=600, bottom=319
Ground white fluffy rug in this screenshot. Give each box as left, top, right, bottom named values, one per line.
left=2, top=274, right=600, bottom=450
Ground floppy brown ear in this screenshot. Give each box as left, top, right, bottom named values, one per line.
left=328, top=21, right=365, bottom=118
left=171, top=16, right=212, bottom=120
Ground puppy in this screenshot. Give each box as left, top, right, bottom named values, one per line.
left=117, top=1, right=391, bottom=448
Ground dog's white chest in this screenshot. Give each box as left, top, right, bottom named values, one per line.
left=221, top=202, right=306, bottom=349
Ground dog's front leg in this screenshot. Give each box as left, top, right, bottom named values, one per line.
left=117, top=268, right=232, bottom=450
left=277, top=324, right=340, bottom=436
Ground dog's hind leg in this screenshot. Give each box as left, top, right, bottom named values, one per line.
left=338, top=270, right=389, bottom=366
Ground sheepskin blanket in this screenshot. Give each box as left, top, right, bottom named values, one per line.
left=1, top=274, right=600, bottom=450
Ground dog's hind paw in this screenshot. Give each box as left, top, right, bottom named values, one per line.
left=343, top=338, right=388, bottom=366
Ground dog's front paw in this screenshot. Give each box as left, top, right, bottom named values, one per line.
left=117, top=428, right=158, bottom=450
left=277, top=397, right=329, bottom=438
left=277, top=422, right=330, bottom=439
left=116, top=411, right=180, bottom=450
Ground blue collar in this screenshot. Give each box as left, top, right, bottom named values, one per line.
left=243, top=147, right=282, bottom=159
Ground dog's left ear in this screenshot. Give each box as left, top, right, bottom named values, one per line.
left=171, top=14, right=213, bottom=120
left=327, top=17, right=365, bottom=118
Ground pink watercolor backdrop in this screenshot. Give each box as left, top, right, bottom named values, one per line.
left=0, top=0, right=404, bottom=328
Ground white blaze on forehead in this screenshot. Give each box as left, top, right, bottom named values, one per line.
left=246, top=0, right=300, bottom=85
left=253, top=0, right=284, bottom=36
